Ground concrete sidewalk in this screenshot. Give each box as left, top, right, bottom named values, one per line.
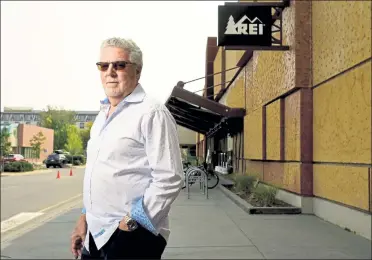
left=1, top=186, right=371, bottom=259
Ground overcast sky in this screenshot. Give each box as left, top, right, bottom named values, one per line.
left=1, top=1, right=236, bottom=112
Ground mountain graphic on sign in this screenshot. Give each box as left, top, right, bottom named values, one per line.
left=239, top=15, right=263, bottom=24
left=225, top=15, right=263, bottom=35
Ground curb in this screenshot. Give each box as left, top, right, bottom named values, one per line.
left=218, top=184, right=253, bottom=214
left=249, top=207, right=301, bottom=214
left=0, top=169, right=52, bottom=177
left=71, top=165, right=86, bottom=169
left=1, top=166, right=86, bottom=177
left=1, top=194, right=83, bottom=248
left=218, top=184, right=302, bottom=215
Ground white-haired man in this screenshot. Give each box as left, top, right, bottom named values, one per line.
left=70, top=37, right=183, bottom=259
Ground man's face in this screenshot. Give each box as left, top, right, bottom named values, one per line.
left=99, top=46, right=139, bottom=99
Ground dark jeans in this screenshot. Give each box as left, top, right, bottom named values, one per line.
left=81, top=225, right=167, bottom=259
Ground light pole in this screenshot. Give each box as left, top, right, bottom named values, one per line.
left=0, top=145, right=2, bottom=173
left=0, top=144, right=4, bottom=173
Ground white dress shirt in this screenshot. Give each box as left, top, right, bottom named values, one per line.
left=82, top=83, right=183, bottom=251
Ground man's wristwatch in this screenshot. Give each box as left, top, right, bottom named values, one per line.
left=124, top=215, right=138, bottom=231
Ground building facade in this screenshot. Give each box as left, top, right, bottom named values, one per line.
left=178, top=126, right=196, bottom=150
left=1, top=108, right=196, bottom=153
left=1, top=123, right=54, bottom=163
left=0, top=107, right=98, bottom=129
left=166, top=0, right=371, bottom=240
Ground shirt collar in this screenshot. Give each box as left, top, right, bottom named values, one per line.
left=100, top=83, right=146, bottom=109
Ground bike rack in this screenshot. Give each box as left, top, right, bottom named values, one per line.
left=185, top=167, right=208, bottom=199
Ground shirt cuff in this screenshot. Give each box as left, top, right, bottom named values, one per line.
left=81, top=208, right=86, bottom=214
left=131, top=197, right=157, bottom=235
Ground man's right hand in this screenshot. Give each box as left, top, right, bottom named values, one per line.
left=71, top=214, right=87, bottom=258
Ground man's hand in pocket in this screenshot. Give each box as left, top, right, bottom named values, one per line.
left=71, top=214, right=87, bottom=258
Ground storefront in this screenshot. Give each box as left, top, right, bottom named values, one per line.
left=167, top=0, right=372, bottom=240
left=165, top=81, right=245, bottom=169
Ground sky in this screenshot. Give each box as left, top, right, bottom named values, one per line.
left=1, top=1, right=237, bottom=112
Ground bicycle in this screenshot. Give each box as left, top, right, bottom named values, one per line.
left=181, top=161, right=219, bottom=190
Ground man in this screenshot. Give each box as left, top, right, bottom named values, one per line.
left=70, top=37, right=183, bottom=259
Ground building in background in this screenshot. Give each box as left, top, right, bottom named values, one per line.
left=166, top=0, right=371, bottom=240
left=1, top=123, right=54, bottom=163
left=177, top=125, right=197, bottom=161
left=2, top=123, right=19, bottom=149
left=0, top=107, right=98, bottom=129
left=1, top=111, right=197, bottom=162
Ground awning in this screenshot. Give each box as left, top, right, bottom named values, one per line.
left=165, top=86, right=245, bottom=137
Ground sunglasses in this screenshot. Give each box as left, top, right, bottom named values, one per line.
left=96, top=61, right=135, bottom=71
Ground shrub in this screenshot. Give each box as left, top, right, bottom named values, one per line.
left=32, top=163, right=45, bottom=170
left=72, top=160, right=81, bottom=166
left=64, top=154, right=86, bottom=164
left=4, top=161, right=34, bottom=172
left=72, top=155, right=86, bottom=164
left=251, top=184, right=277, bottom=207
left=65, top=154, right=72, bottom=164
left=234, top=175, right=258, bottom=196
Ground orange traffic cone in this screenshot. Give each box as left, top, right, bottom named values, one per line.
left=69, top=169, right=73, bottom=176
left=56, top=171, right=60, bottom=179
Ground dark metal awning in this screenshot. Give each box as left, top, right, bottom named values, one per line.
left=165, top=86, right=245, bottom=137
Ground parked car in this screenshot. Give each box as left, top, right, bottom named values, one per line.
left=53, top=150, right=69, bottom=163
left=45, top=153, right=66, bottom=168
left=3, top=154, right=25, bottom=163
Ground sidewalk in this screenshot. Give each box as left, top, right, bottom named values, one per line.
left=1, top=185, right=371, bottom=259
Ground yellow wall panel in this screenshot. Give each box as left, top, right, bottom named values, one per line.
left=248, top=53, right=284, bottom=111
left=213, top=48, right=222, bottom=96
left=226, top=78, right=245, bottom=108
left=225, top=50, right=244, bottom=84
left=245, top=160, right=264, bottom=180
left=263, top=162, right=301, bottom=194
left=244, top=62, right=254, bottom=114
left=244, top=107, right=262, bottom=160
left=246, top=48, right=295, bottom=112
left=282, top=163, right=301, bottom=193
left=266, top=100, right=281, bottom=160
left=313, top=165, right=370, bottom=211
left=245, top=5, right=295, bottom=112
left=313, top=61, right=371, bottom=164
left=312, top=1, right=372, bottom=85
left=284, top=91, right=301, bottom=161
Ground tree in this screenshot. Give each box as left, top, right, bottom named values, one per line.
left=65, top=125, right=83, bottom=158
left=0, top=127, right=12, bottom=156
left=39, top=106, right=76, bottom=150
left=30, top=131, right=46, bottom=160
left=79, top=121, right=93, bottom=153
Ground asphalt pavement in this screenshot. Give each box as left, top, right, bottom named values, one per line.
left=1, top=167, right=84, bottom=222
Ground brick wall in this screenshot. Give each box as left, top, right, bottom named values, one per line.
left=17, top=124, right=54, bottom=162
